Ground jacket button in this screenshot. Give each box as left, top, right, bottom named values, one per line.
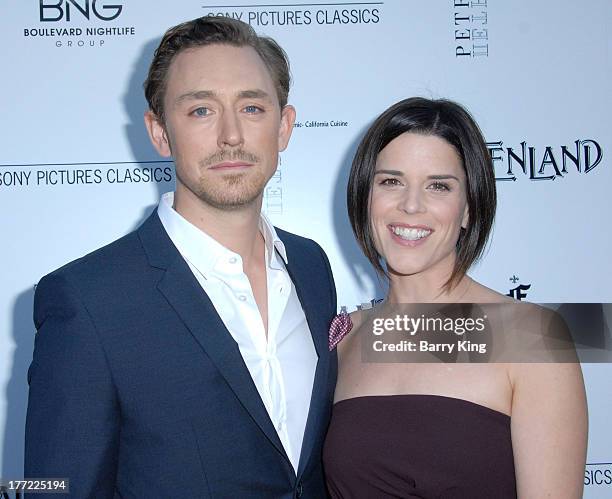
left=295, top=481, right=303, bottom=498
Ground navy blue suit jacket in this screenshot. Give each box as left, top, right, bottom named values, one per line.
left=25, top=212, right=337, bottom=498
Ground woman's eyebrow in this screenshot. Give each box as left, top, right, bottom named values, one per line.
left=375, top=169, right=403, bottom=176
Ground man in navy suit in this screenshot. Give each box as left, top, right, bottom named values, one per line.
left=25, top=16, right=337, bottom=498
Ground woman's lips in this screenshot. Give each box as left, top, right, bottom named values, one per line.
left=387, top=224, right=433, bottom=247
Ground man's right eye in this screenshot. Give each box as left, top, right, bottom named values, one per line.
left=191, top=107, right=209, bottom=117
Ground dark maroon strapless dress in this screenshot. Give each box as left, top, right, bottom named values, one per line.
left=323, top=395, right=517, bottom=498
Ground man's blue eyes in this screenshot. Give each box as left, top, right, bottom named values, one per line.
left=193, top=107, right=208, bottom=117
left=191, top=106, right=262, bottom=116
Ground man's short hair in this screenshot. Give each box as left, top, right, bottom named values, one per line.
left=144, top=16, right=291, bottom=122
left=347, top=97, right=497, bottom=290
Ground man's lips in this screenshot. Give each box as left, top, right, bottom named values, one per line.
left=208, top=161, right=254, bottom=170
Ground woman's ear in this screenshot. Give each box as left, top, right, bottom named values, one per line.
left=461, top=205, right=469, bottom=229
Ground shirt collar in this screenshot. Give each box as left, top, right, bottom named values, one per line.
left=157, top=192, right=288, bottom=278
left=259, top=209, right=288, bottom=270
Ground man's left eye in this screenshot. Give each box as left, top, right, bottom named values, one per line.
left=244, top=105, right=263, bottom=114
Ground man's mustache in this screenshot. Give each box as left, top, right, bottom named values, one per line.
left=201, top=149, right=260, bottom=166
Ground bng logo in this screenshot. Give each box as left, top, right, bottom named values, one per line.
left=39, top=0, right=123, bottom=22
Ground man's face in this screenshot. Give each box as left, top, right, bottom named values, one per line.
left=146, top=43, right=295, bottom=211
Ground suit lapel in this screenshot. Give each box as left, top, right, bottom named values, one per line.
left=138, top=213, right=289, bottom=463
left=280, top=238, right=332, bottom=478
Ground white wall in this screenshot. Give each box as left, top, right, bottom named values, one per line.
left=1, top=0, right=610, bottom=494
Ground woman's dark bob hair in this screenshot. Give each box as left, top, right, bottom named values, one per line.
left=347, top=97, right=496, bottom=290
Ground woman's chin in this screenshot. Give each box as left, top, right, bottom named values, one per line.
left=386, top=262, right=423, bottom=278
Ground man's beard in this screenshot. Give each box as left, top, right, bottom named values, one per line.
left=180, top=148, right=271, bottom=211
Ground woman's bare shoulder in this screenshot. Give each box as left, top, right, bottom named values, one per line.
left=348, top=309, right=367, bottom=329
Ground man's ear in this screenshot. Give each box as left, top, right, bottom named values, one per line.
left=277, top=105, right=296, bottom=152
left=144, top=111, right=172, bottom=157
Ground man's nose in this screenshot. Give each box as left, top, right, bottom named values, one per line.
left=217, top=110, right=244, bottom=148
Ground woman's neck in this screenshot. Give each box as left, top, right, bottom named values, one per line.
left=386, top=256, right=472, bottom=303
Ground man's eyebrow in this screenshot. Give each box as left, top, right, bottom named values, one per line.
left=237, top=89, right=271, bottom=100
left=174, top=90, right=215, bottom=104
left=174, top=89, right=272, bottom=105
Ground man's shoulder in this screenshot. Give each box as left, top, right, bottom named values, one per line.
left=33, top=212, right=174, bottom=330
left=41, top=213, right=162, bottom=287
left=46, top=229, right=142, bottom=280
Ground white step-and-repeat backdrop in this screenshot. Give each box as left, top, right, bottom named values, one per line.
left=1, top=0, right=610, bottom=495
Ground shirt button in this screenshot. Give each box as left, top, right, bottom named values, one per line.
left=229, top=257, right=237, bottom=264
left=238, top=295, right=247, bottom=302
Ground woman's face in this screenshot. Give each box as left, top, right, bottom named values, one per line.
left=370, top=132, right=469, bottom=278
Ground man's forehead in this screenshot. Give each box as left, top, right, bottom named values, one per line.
left=166, top=44, right=274, bottom=89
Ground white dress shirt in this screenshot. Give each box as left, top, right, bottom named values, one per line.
left=157, top=192, right=317, bottom=472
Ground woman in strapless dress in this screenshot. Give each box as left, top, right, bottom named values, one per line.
left=323, top=98, right=587, bottom=498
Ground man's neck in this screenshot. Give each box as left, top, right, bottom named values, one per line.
left=173, top=188, right=264, bottom=269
